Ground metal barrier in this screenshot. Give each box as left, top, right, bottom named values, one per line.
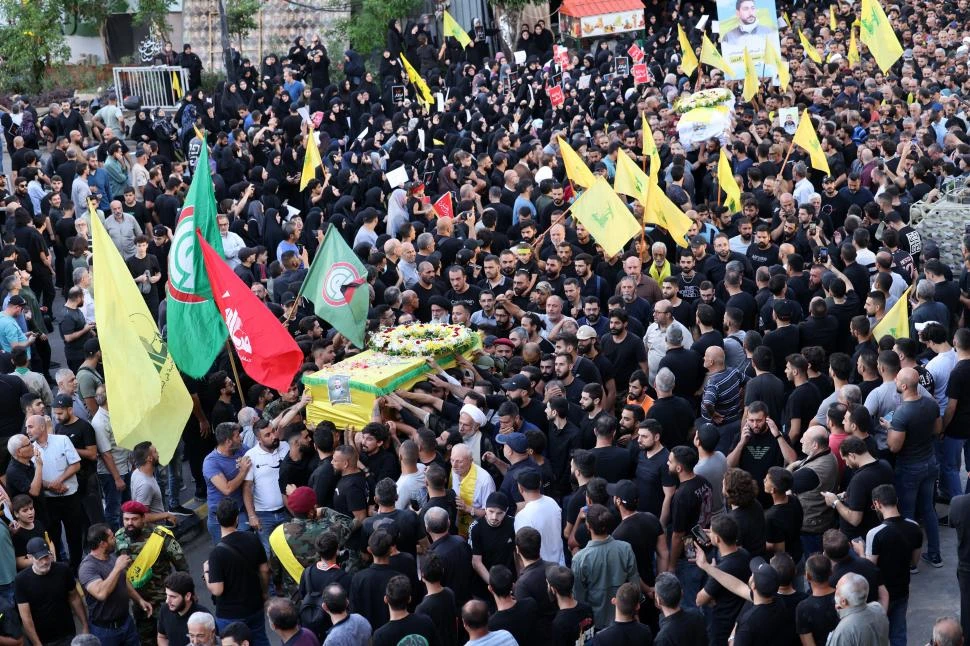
left=112, top=66, right=190, bottom=110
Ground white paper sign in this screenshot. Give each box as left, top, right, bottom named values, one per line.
left=297, top=106, right=311, bottom=124
left=386, top=165, right=410, bottom=188
left=696, top=15, right=709, bottom=30
left=514, top=50, right=527, bottom=65
left=356, top=127, right=369, bottom=142
left=578, top=74, right=591, bottom=90
left=711, top=20, right=720, bottom=33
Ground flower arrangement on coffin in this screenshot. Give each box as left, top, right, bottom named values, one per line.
left=368, top=323, right=479, bottom=357
left=673, top=88, right=734, bottom=114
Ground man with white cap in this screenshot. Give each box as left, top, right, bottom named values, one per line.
left=450, top=443, right=495, bottom=538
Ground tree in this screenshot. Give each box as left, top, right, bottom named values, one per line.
left=227, top=0, right=260, bottom=46
left=133, top=0, right=173, bottom=40
left=487, top=0, right=531, bottom=54
left=331, top=0, right=423, bottom=59
left=0, top=0, right=70, bottom=88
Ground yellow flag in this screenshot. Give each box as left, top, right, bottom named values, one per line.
left=641, top=112, right=661, bottom=174
left=764, top=38, right=789, bottom=90
left=799, top=30, right=823, bottom=63
left=678, top=24, right=698, bottom=76
left=90, top=212, right=191, bottom=465
left=300, top=126, right=323, bottom=191
left=742, top=47, right=758, bottom=101
left=792, top=109, right=831, bottom=175
left=614, top=148, right=649, bottom=205
left=872, top=286, right=911, bottom=339
left=860, top=0, right=903, bottom=73
left=644, top=167, right=692, bottom=247
left=718, top=149, right=742, bottom=213
left=558, top=137, right=596, bottom=188
left=400, top=54, right=434, bottom=107
left=907, top=92, right=915, bottom=105
left=830, top=5, right=838, bottom=30
left=782, top=12, right=791, bottom=29
left=442, top=10, right=472, bottom=49
left=701, top=34, right=734, bottom=76
left=171, top=71, right=182, bottom=99
left=848, top=28, right=860, bottom=67
left=570, top=178, right=642, bottom=257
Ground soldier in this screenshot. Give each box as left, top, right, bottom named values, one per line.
left=114, top=500, right=189, bottom=645
left=268, top=486, right=352, bottom=600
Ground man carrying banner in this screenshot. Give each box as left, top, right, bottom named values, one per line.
left=114, top=500, right=189, bottom=644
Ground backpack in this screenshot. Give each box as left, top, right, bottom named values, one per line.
left=298, top=565, right=341, bottom=639
left=19, top=112, right=35, bottom=141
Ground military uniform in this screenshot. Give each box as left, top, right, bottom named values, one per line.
left=115, top=525, right=189, bottom=645
left=270, top=509, right=354, bottom=600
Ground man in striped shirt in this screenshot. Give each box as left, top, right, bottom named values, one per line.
left=700, top=347, right=745, bottom=453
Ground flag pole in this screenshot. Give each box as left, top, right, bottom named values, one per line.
left=778, top=138, right=797, bottom=183
left=225, top=340, right=247, bottom=406
left=532, top=202, right=575, bottom=250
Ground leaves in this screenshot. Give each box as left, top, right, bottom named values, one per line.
left=0, top=0, right=69, bottom=87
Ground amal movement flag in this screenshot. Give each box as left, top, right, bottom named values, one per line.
left=166, top=142, right=228, bottom=377
left=198, top=232, right=304, bottom=392
left=91, top=212, right=191, bottom=465
left=302, top=231, right=370, bottom=348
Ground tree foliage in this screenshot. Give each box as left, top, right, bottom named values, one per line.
left=133, top=0, right=173, bottom=38
left=332, top=0, right=423, bottom=59
left=0, top=0, right=70, bottom=88
left=226, top=0, right=261, bottom=44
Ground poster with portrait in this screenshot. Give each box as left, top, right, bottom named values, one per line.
left=716, top=0, right=782, bottom=82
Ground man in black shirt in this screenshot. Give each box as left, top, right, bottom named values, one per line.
left=610, top=479, right=666, bottom=625
left=425, top=507, right=473, bottom=606
left=864, top=484, right=923, bottom=646
left=513, top=526, right=558, bottom=639
left=362, top=479, right=422, bottom=557
left=469, top=492, right=516, bottom=599
left=52, top=393, right=101, bottom=526
left=696, top=515, right=750, bottom=646
left=547, top=565, right=595, bottom=646
left=349, top=530, right=398, bottom=632
left=823, top=529, right=887, bottom=605
left=372, top=575, right=439, bottom=646
left=331, top=445, right=370, bottom=550
left=358, top=422, right=401, bottom=490
left=668, top=446, right=713, bottom=610
left=824, top=437, right=894, bottom=539
left=157, top=571, right=212, bottom=646
left=586, top=582, right=652, bottom=646
left=797, top=554, right=841, bottom=646
left=653, top=572, right=707, bottom=646
left=628, top=420, right=677, bottom=519
left=487, top=565, right=538, bottom=644
left=15, top=536, right=87, bottom=646
left=415, top=554, right=459, bottom=646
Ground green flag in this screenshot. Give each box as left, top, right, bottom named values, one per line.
left=302, top=231, right=369, bottom=348
left=166, top=143, right=228, bottom=376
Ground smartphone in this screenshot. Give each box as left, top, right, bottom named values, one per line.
left=690, top=524, right=712, bottom=550
left=819, top=248, right=829, bottom=263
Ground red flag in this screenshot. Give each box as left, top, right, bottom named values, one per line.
left=197, top=231, right=303, bottom=392
left=433, top=192, right=454, bottom=219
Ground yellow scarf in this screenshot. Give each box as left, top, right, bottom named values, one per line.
left=127, top=526, right=174, bottom=589
left=458, top=465, right=478, bottom=537
left=647, top=260, right=671, bottom=285
left=269, top=524, right=304, bottom=584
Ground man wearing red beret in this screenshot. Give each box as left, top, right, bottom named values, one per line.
left=115, top=499, right=190, bottom=643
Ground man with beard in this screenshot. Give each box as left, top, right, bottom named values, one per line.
left=704, top=234, right=753, bottom=285
left=469, top=492, right=516, bottom=600
left=599, top=309, right=648, bottom=391
left=676, top=251, right=703, bottom=303
left=729, top=215, right=754, bottom=254
left=16, top=536, right=88, bottom=646
left=414, top=262, right=443, bottom=322
left=617, top=276, right=654, bottom=328
left=574, top=254, right=612, bottom=305
left=746, top=225, right=780, bottom=271
left=157, top=572, right=211, bottom=646
left=243, top=421, right=290, bottom=553
left=114, top=501, right=189, bottom=644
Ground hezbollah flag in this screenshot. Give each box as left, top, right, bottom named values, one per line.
left=678, top=24, right=698, bottom=76
left=718, top=149, right=742, bottom=213
left=645, top=167, right=692, bottom=247
left=171, top=71, right=183, bottom=100
left=799, top=30, right=823, bottom=63
left=742, top=47, right=758, bottom=102
left=792, top=110, right=832, bottom=175
left=614, top=148, right=649, bottom=206
left=701, top=34, right=733, bottom=76
left=558, top=137, right=596, bottom=188
left=570, top=178, right=641, bottom=257
left=301, top=127, right=323, bottom=191
left=641, top=112, right=661, bottom=174
left=764, top=38, right=789, bottom=90
left=848, top=28, right=861, bottom=68
left=860, top=0, right=903, bottom=72
left=166, top=143, right=228, bottom=377
left=443, top=10, right=472, bottom=49
left=302, top=230, right=369, bottom=349
left=90, top=211, right=191, bottom=465
left=400, top=54, right=434, bottom=107
left=873, top=286, right=911, bottom=339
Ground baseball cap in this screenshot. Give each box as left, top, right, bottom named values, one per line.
left=502, top=374, right=530, bottom=391
left=6, top=295, right=25, bottom=307
left=606, top=479, right=639, bottom=506
left=495, top=432, right=528, bottom=453
left=53, top=393, right=73, bottom=409
left=576, top=325, right=598, bottom=340
left=25, top=537, right=52, bottom=560
left=84, top=338, right=100, bottom=356
left=690, top=235, right=708, bottom=247
left=485, top=491, right=510, bottom=510
left=516, top=468, right=541, bottom=491
left=288, top=486, right=318, bottom=514
left=152, top=225, right=167, bottom=236
left=474, top=354, right=495, bottom=370
left=750, top=557, right=780, bottom=596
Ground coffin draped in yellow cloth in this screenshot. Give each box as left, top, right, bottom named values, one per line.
left=303, top=329, right=482, bottom=429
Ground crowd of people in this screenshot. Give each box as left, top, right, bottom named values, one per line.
left=1, top=0, right=970, bottom=644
